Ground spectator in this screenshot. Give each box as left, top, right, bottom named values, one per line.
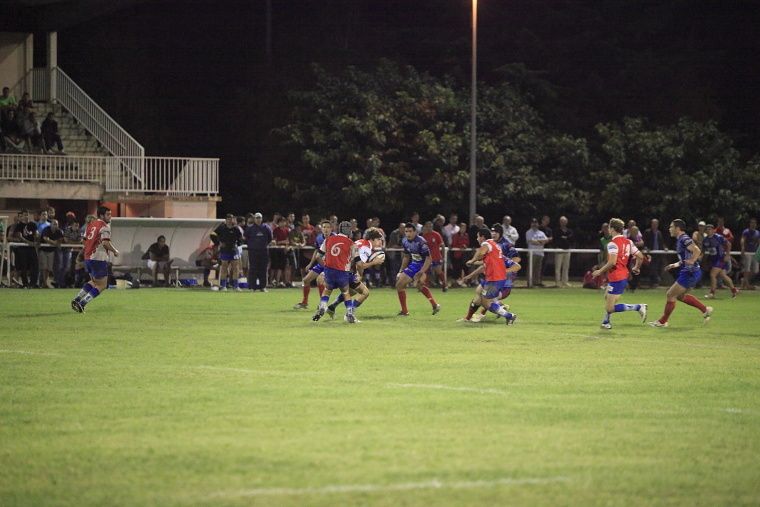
left=0, top=87, right=17, bottom=111
left=501, top=215, right=519, bottom=245
left=643, top=218, right=666, bottom=288
left=301, top=214, right=315, bottom=245
left=244, top=212, right=272, bottom=291
left=2, top=108, right=21, bottom=148
left=18, top=92, right=33, bottom=111
left=692, top=220, right=706, bottom=250
left=450, top=222, right=470, bottom=287
left=715, top=217, right=734, bottom=248
left=286, top=212, right=296, bottom=230
left=266, top=212, right=282, bottom=233
left=350, top=218, right=362, bottom=241
left=433, top=214, right=445, bottom=236
left=623, top=219, right=637, bottom=238
left=409, top=211, right=423, bottom=233
left=145, top=235, right=172, bottom=286
left=554, top=216, right=574, bottom=287
left=525, top=218, right=549, bottom=287
left=196, top=243, right=219, bottom=288
left=62, top=211, right=81, bottom=287
left=12, top=210, right=38, bottom=288
left=740, top=217, right=759, bottom=290
left=387, top=222, right=405, bottom=278
left=271, top=217, right=290, bottom=287
left=599, top=222, right=612, bottom=263
left=20, top=110, right=44, bottom=153
left=468, top=215, right=485, bottom=246
left=289, top=222, right=305, bottom=279
left=627, top=225, right=645, bottom=291
left=41, top=112, right=65, bottom=154
left=37, top=209, right=50, bottom=234
left=39, top=219, right=64, bottom=288
left=442, top=213, right=459, bottom=245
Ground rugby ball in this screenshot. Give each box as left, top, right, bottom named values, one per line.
left=367, top=250, right=386, bottom=263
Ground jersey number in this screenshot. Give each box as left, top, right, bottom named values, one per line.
left=86, top=227, right=97, bottom=241
left=330, top=243, right=342, bottom=257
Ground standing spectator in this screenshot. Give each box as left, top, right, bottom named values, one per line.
left=554, top=216, right=574, bottom=287
left=286, top=212, right=296, bottom=230
left=387, top=222, right=405, bottom=280
left=693, top=220, right=707, bottom=287
left=41, top=112, right=65, bottom=154
left=501, top=215, right=519, bottom=245
left=301, top=214, right=315, bottom=245
left=715, top=217, right=734, bottom=248
left=740, top=218, right=759, bottom=290
left=244, top=212, right=272, bottom=291
left=433, top=215, right=445, bottom=236
left=442, top=213, right=459, bottom=245
left=539, top=215, right=553, bottom=281
left=0, top=87, right=17, bottom=111
left=409, top=211, right=423, bottom=233
left=62, top=211, right=81, bottom=287
left=627, top=225, right=646, bottom=291
left=39, top=219, right=64, bottom=288
left=266, top=212, right=282, bottom=233
left=468, top=215, right=485, bottom=246
left=643, top=218, right=666, bottom=288
left=2, top=108, right=21, bottom=148
left=12, top=210, right=38, bottom=288
left=145, top=235, right=172, bottom=286
left=526, top=218, right=549, bottom=287
left=36, top=209, right=50, bottom=235
left=450, top=223, right=470, bottom=287
left=18, top=92, right=33, bottom=111
left=350, top=218, right=362, bottom=241
left=271, top=217, right=290, bottom=287
left=623, top=219, right=637, bottom=238
left=599, top=223, right=612, bottom=263
left=289, top=222, right=306, bottom=279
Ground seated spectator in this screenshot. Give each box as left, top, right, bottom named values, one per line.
left=195, top=243, right=219, bottom=287
left=143, top=235, right=172, bottom=286
left=18, top=92, right=33, bottom=111
left=0, top=87, right=17, bottom=111
left=39, top=219, right=64, bottom=288
left=21, top=110, right=44, bottom=153
left=41, top=112, right=65, bottom=154
left=2, top=108, right=22, bottom=149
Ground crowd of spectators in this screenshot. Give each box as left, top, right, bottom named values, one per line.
left=1, top=87, right=65, bottom=155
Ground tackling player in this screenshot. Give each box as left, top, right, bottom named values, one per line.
left=396, top=223, right=441, bottom=316
left=702, top=224, right=738, bottom=299
left=312, top=221, right=357, bottom=323
left=591, top=218, right=647, bottom=329
left=650, top=219, right=713, bottom=327
left=461, top=228, right=517, bottom=324
left=71, top=206, right=118, bottom=312
left=210, top=214, right=244, bottom=291
left=422, top=221, right=447, bottom=291
left=293, top=220, right=331, bottom=309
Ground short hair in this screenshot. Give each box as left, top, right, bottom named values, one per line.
left=320, top=219, right=331, bottom=226
left=366, top=229, right=382, bottom=240
left=157, top=235, right=166, bottom=241
left=97, top=205, right=111, bottom=218
left=609, top=218, right=625, bottom=233
left=225, top=213, right=235, bottom=219
left=672, top=219, right=687, bottom=231
left=477, top=227, right=492, bottom=239
left=705, top=224, right=715, bottom=230
left=404, top=223, right=416, bottom=231
left=338, top=221, right=353, bottom=236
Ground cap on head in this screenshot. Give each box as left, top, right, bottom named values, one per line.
left=254, top=212, right=263, bottom=219
left=338, top=221, right=352, bottom=236
left=490, top=224, right=504, bottom=237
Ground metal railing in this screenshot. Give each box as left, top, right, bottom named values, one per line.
left=10, top=68, right=50, bottom=102
left=0, top=154, right=219, bottom=195
left=53, top=67, right=145, bottom=181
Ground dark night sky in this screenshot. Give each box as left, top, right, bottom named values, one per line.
left=40, top=0, right=760, bottom=211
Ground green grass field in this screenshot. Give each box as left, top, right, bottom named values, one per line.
left=1, top=286, right=759, bottom=506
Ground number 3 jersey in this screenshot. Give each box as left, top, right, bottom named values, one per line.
left=606, top=235, right=639, bottom=282
left=320, top=234, right=355, bottom=272
left=83, top=219, right=112, bottom=261
left=402, top=236, right=430, bottom=263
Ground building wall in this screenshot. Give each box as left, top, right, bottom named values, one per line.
left=0, top=32, right=31, bottom=95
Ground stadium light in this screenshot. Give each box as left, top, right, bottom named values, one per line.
left=469, top=0, right=478, bottom=225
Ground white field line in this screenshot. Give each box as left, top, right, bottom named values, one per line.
left=208, top=475, right=571, bottom=499
left=191, top=365, right=320, bottom=377
left=0, top=349, right=65, bottom=357
left=387, top=383, right=506, bottom=395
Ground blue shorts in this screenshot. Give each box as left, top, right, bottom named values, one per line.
left=676, top=269, right=701, bottom=289
left=710, top=259, right=728, bottom=271
left=219, top=251, right=240, bottom=261
left=323, top=267, right=352, bottom=290
left=403, top=261, right=424, bottom=279
left=480, top=279, right=507, bottom=299
left=606, top=279, right=628, bottom=295
left=499, top=287, right=512, bottom=300
left=85, top=259, right=109, bottom=279
left=309, top=264, right=324, bottom=275
left=431, top=260, right=442, bottom=268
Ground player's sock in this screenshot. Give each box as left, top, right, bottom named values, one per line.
left=731, top=287, right=738, bottom=296
left=419, top=285, right=437, bottom=307
left=602, top=312, right=611, bottom=324
left=220, top=279, right=228, bottom=289
left=479, top=307, right=487, bottom=315
left=344, top=299, right=354, bottom=315
left=319, top=295, right=329, bottom=311
left=465, top=302, right=478, bottom=320
left=659, top=300, right=676, bottom=323
left=317, top=283, right=325, bottom=296
left=682, top=294, right=707, bottom=313
left=80, top=285, right=100, bottom=307
left=353, top=300, right=362, bottom=308
left=232, top=278, right=239, bottom=289
left=301, top=284, right=310, bottom=304
left=397, top=290, right=408, bottom=313
left=613, top=303, right=641, bottom=312
left=488, top=302, right=513, bottom=319
left=75, top=282, right=94, bottom=301
left=328, top=294, right=345, bottom=312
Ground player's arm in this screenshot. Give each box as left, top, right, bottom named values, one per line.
left=592, top=252, right=617, bottom=277
left=684, top=242, right=701, bottom=266
left=631, top=248, right=644, bottom=275
left=101, top=238, right=119, bottom=257
left=467, top=244, right=489, bottom=265
left=398, top=252, right=410, bottom=274
left=506, top=260, right=521, bottom=274
left=462, top=264, right=484, bottom=281
left=420, top=254, right=432, bottom=274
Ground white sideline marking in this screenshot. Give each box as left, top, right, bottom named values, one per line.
left=209, top=475, right=570, bottom=498
left=387, top=383, right=506, bottom=395
left=0, top=349, right=64, bottom=357
left=192, top=365, right=319, bottom=377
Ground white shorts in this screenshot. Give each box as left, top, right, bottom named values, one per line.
left=742, top=253, right=759, bottom=273
left=147, top=260, right=170, bottom=271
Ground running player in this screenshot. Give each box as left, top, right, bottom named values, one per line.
left=312, top=221, right=357, bottom=323
left=422, top=221, right=447, bottom=291
left=591, top=218, right=647, bottom=329
left=71, top=206, right=119, bottom=313
left=210, top=214, right=244, bottom=291
left=702, top=224, right=738, bottom=299
left=325, top=228, right=385, bottom=320
left=650, top=219, right=713, bottom=327
left=293, top=220, right=331, bottom=309
left=461, top=228, right=517, bottom=324
left=396, top=224, right=441, bottom=316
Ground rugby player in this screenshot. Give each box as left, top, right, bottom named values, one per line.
left=70, top=206, right=118, bottom=312
left=396, top=224, right=441, bottom=316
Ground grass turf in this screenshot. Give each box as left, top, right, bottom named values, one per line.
left=1, top=286, right=759, bottom=506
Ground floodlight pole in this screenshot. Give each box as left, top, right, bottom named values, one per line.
left=469, top=0, right=478, bottom=225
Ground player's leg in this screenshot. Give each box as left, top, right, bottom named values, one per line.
left=706, top=266, right=720, bottom=298
left=340, top=284, right=356, bottom=323
left=651, top=282, right=684, bottom=327
left=602, top=280, right=646, bottom=328
left=719, top=267, right=738, bottom=297
left=71, top=260, right=108, bottom=312
left=313, top=275, right=333, bottom=321
left=296, top=270, right=317, bottom=308
left=219, top=260, right=230, bottom=290
left=675, top=271, right=711, bottom=321
left=482, top=283, right=517, bottom=324
left=416, top=271, right=440, bottom=313
left=231, top=259, right=241, bottom=290
left=395, top=272, right=412, bottom=315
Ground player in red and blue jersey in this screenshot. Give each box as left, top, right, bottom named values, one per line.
left=651, top=219, right=713, bottom=327
left=396, top=223, right=440, bottom=316
left=293, top=220, right=331, bottom=309
left=702, top=224, right=738, bottom=299
left=460, top=228, right=517, bottom=324
left=71, top=206, right=119, bottom=313
left=312, top=221, right=357, bottom=323
left=591, top=218, right=647, bottom=329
